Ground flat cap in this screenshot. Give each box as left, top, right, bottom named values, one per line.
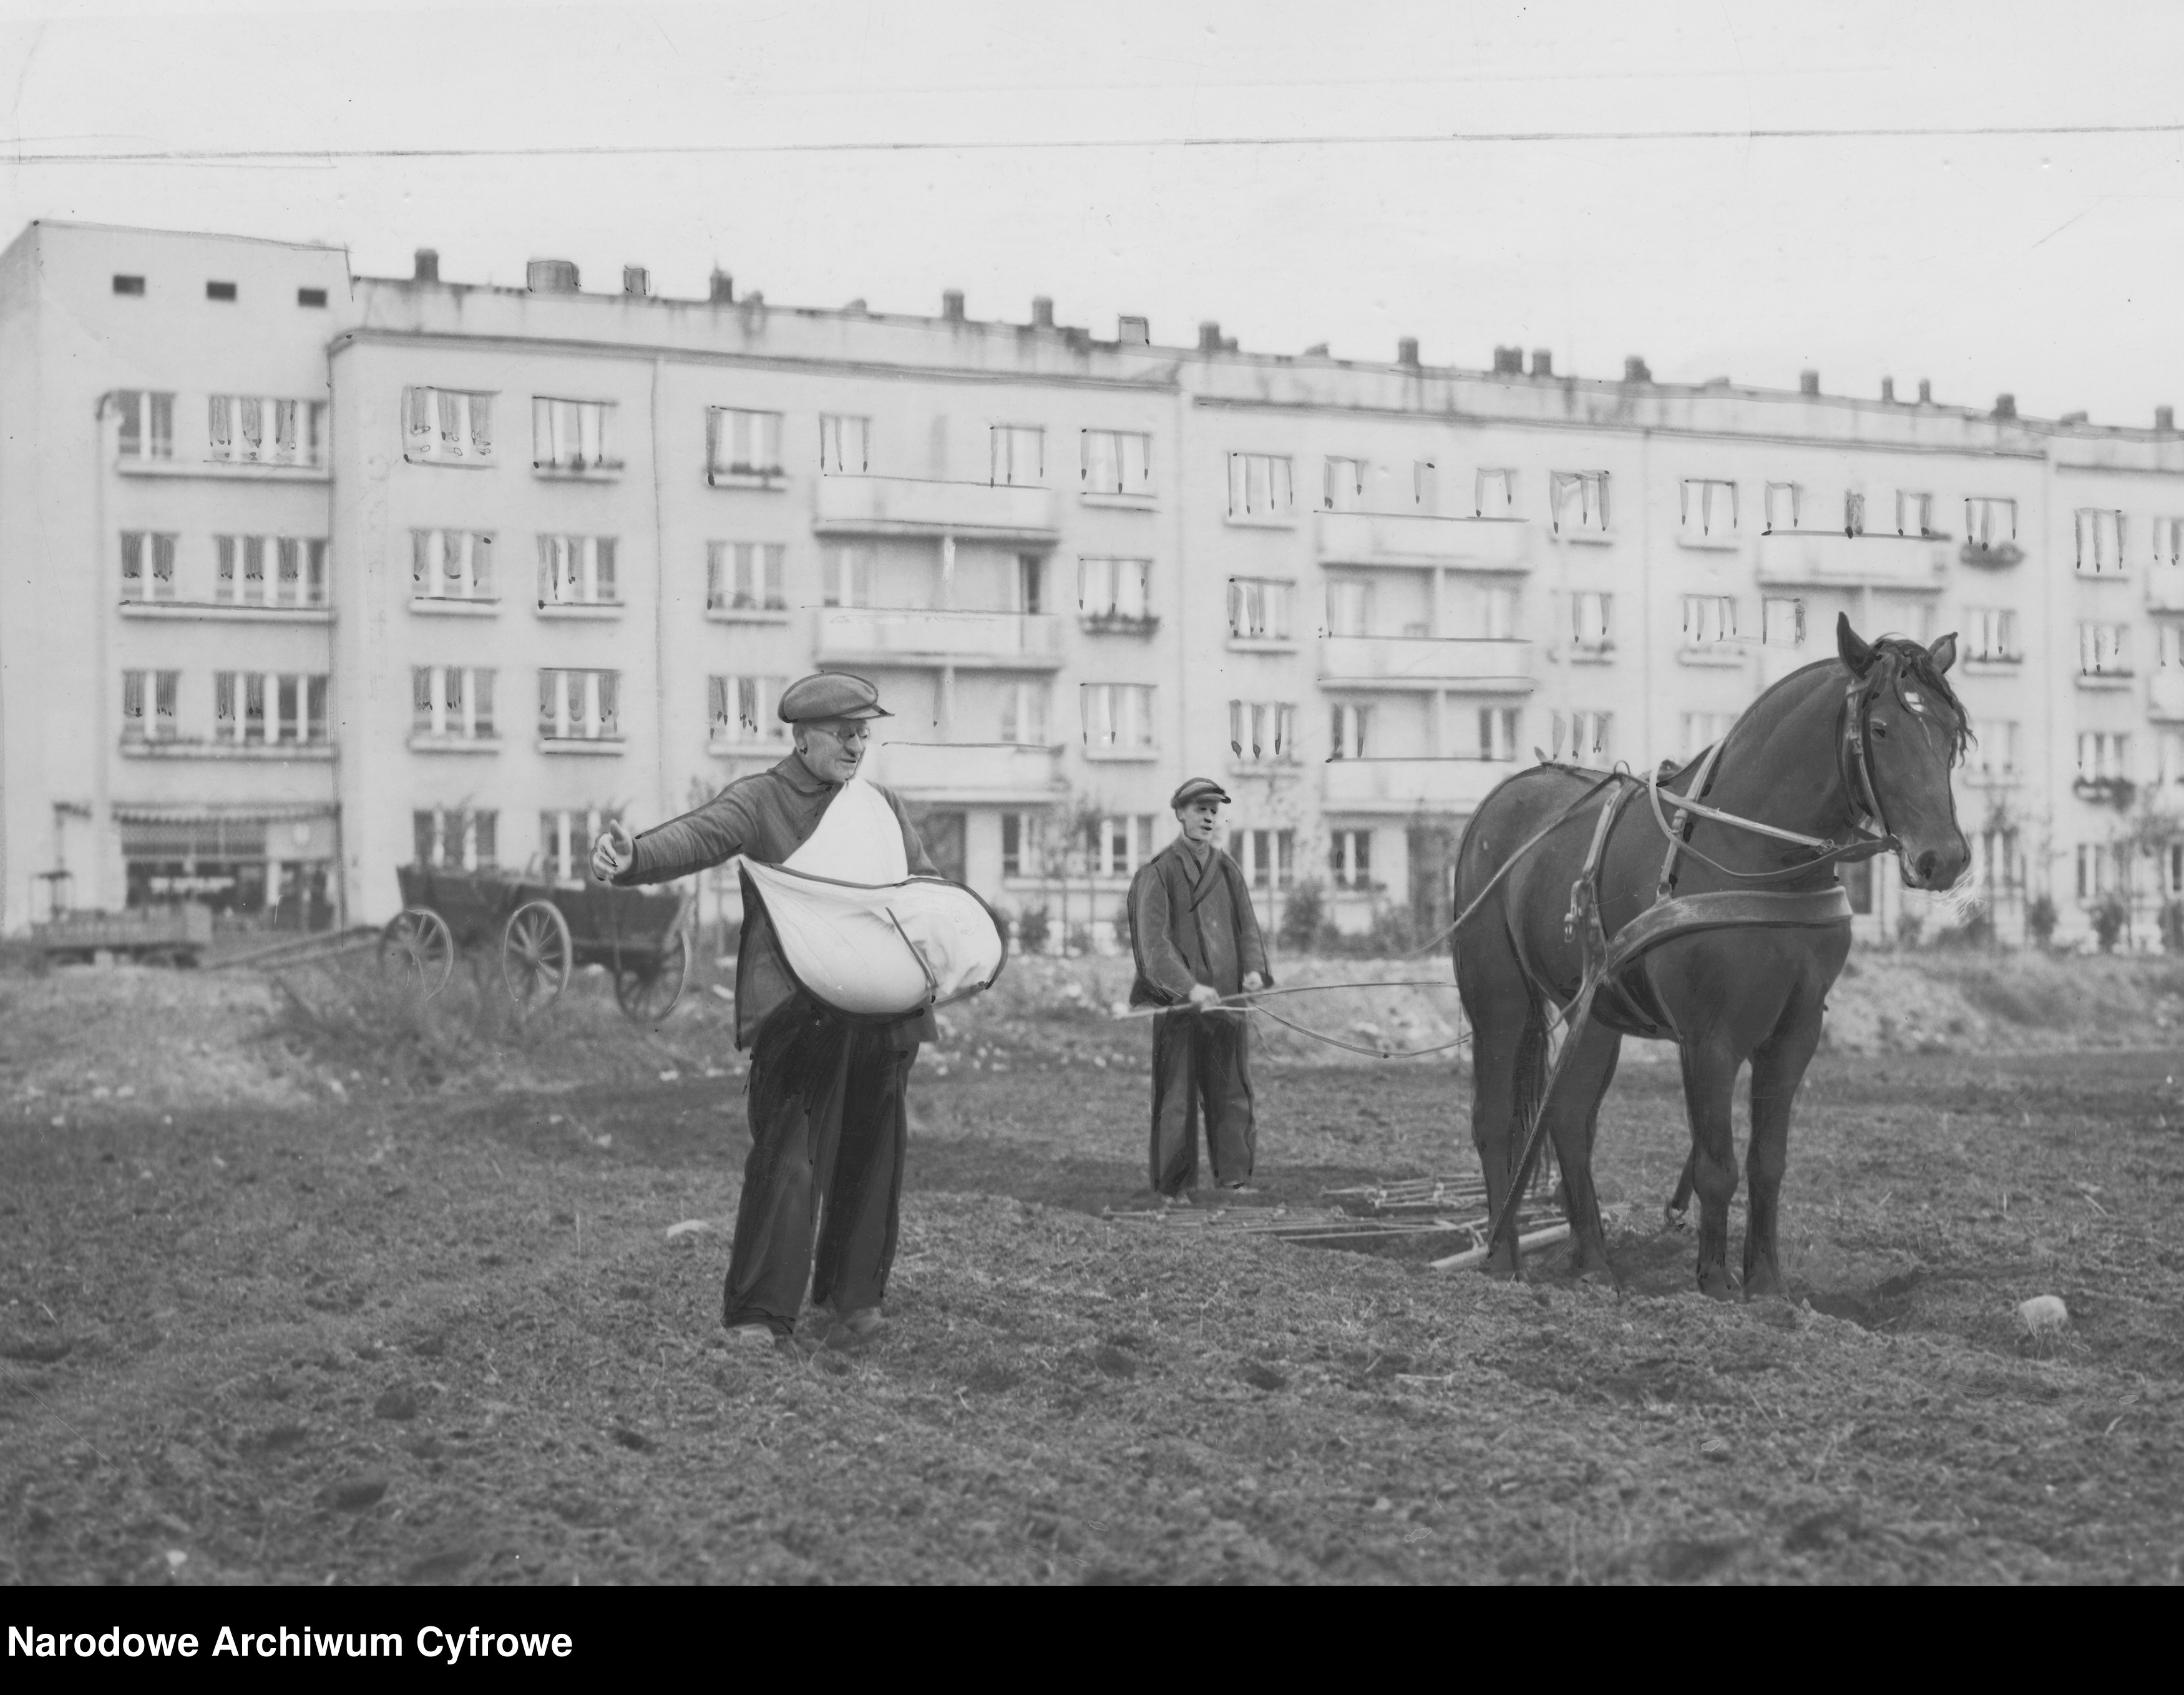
left=778, top=672, right=893, bottom=723
left=1170, top=777, right=1231, bottom=809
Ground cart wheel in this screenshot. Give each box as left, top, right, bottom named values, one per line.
left=501, top=899, right=573, bottom=1010
left=615, top=928, right=690, bottom=1025
left=378, top=909, right=455, bottom=1000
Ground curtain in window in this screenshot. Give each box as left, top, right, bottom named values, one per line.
left=412, top=668, right=434, bottom=734
left=468, top=394, right=492, bottom=454
left=595, top=539, right=617, bottom=602
left=1085, top=431, right=1120, bottom=492
left=597, top=672, right=618, bottom=736
left=208, top=396, right=232, bottom=453
left=539, top=671, right=559, bottom=736
left=119, top=532, right=143, bottom=593
left=308, top=676, right=328, bottom=743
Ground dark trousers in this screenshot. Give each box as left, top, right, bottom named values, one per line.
left=1149, top=1009, right=1257, bottom=1195
left=723, top=1000, right=915, bottom=1337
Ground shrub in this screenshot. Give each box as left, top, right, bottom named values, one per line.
left=1014, top=904, right=1051, bottom=955
left=2026, top=894, right=2058, bottom=947
left=1065, top=922, right=1094, bottom=957
left=1279, top=880, right=1325, bottom=953
left=2091, top=894, right=2128, bottom=954
left=1894, top=909, right=1924, bottom=949
left=1933, top=906, right=1994, bottom=950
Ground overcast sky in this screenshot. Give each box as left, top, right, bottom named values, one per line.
left=4, top=0, right=2183, bottom=424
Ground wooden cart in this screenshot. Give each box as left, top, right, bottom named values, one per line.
left=31, top=904, right=213, bottom=967
left=381, top=866, right=692, bottom=1022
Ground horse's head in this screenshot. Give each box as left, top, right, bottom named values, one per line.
left=1838, top=614, right=1971, bottom=891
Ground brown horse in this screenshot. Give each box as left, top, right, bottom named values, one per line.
left=1451, top=616, right=1971, bottom=1297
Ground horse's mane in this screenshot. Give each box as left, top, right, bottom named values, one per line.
left=1708, top=635, right=1974, bottom=775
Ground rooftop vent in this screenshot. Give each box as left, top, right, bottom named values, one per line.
left=1994, top=393, right=2017, bottom=419
left=844, top=298, right=869, bottom=315
left=622, top=266, right=650, bottom=296
left=942, top=289, right=966, bottom=321
left=1918, top=379, right=1933, bottom=404
left=1529, top=348, right=1553, bottom=378
left=414, top=248, right=439, bottom=283
left=1398, top=337, right=1420, bottom=367
left=1881, top=377, right=1896, bottom=403
left=1199, top=320, right=1223, bottom=353
left=1492, top=345, right=1524, bottom=375
left=708, top=270, right=734, bottom=304
left=1799, top=370, right=1820, bottom=396
left=527, top=259, right=580, bottom=293
left=2060, top=410, right=2089, bottom=424
left=1117, top=315, right=1149, bottom=345
left=2159, top=406, right=2175, bottom=432
left=1303, top=342, right=1330, bottom=357
left=1624, top=355, right=1651, bottom=383
left=1031, top=296, right=1055, bottom=330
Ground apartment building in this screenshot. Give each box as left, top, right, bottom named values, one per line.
left=7, top=219, right=2184, bottom=951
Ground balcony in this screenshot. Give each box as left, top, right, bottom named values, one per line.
left=1756, top=530, right=1947, bottom=590
left=865, top=741, right=1066, bottom=803
left=814, top=607, right=1064, bottom=670
left=1318, top=635, right=1534, bottom=691
left=812, top=475, right=1060, bottom=542
left=2149, top=567, right=2184, bottom=612
left=2151, top=671, right=2184, bottom=721
left=1321, top=758, right=1512, bottom=814
left=1317, top=511, right=1532, bottom=572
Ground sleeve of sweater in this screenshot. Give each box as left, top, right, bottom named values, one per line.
left=615, top=785, right=761, bottom=886
left=1231, top=861, right=1274, bottom=985
left=1131, top=862, right=1200, bottom=1003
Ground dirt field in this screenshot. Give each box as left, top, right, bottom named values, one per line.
left=2, top=952, right=2180, bottom=1585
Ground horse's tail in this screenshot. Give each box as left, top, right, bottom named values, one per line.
left=1509, top=995, right=1560, bottom=1203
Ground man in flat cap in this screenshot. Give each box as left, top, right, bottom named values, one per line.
left=1125, top=778, right=1272, bottom=1199
left=591, top=672, right=937, bottom=1356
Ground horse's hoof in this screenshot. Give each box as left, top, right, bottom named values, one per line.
left=1743, top=1268, right=1787, bottom=1302
left=1697, top=1268, right=1735, bottom=1301
left=1662, top=1204, right=1689, bottom=1233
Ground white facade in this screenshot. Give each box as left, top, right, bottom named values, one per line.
left=6, top=220, right=2184, bottom=949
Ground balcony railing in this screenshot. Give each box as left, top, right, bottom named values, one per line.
left=1316, top=511, right=1532, bottom=571
left=1321, top=757, right=1512, bottom=813
left=812, top=474, right=1060, bottom=540
left=864, top=741, right=1066, bottom=801
left=1318, top=635, right=1534, bottom=689
left=814, top=607, right=1064, bottom=668
left=1756, top=530, right=1948, bottom=589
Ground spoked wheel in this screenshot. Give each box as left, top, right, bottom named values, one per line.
left=378, top=909, right=455, bottom=1000
left=613, top=928, right=690, bottom=1025
left=500, top=899, right=573, bottom=1011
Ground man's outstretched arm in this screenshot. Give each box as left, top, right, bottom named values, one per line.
left=594, top=788, right=760, bottom=886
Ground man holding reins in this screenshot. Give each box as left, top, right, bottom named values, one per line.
left=590, top=672, right=937, bottom=1356
left=1126, top=779, right=1271, bottom=1199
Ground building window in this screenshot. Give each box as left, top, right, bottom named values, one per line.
left=822, top=546, right=875, bottom=608
left=1843, top=490, right=1867, bottom=536
left=119, top=532, right=178, bottom=603
left=2079, top=620, right=2131, bottom=677
left=2075, top=732, right=2132, bottom=784
left=1762, top=596, right=1805, bottom=648
left=411, top=530, right=494, bottom=601
left=1478, top=707, right=1519, bottom=763
left=1680, top=479, right=1737, bottom=537
left=1328, top=829, right=1374, bottom=889
left=1966, top=607, right=2021, bottom=663
left=1682, top=594, right=1740, bottom=645
left=1000, top=682, right=1051, bottom=745
left=1326, top=579, right=1373, bottom=638
left=1763, top=482, right=1802, bottom=532
left=1549, top=471, right=1609, bottom=534
left=411, top=666, right=497, bottom=741
left=1571, top=590, right=1613, bottom=654
left=1471, top=585, right=1519, bottom=640
left=1015, top=554, right=1045, bottom=615
left=1972, top=720, right=2020, bottom=779
left=2075, top=842, right=2132, bottom=901
left=1227, top=700, right=1296, bottom=763
left=212, top=535, right=328, bottom=607
left=414, top=808, right=499, bottom=872
left=1079, top=557, right=1151, bottom=627
left=206, top=281, right=236, bottom=301
left=1080, top=683, right=1155, bottom=751
left=1330, top=703, right=1372, bottom=760
left=1227, top=452, right=1294, bottom=517
left=1324, top=456, right=1367, bottom=511
left=539, top=808, right=620, bottom=883
left=297, top=288, right=327, bottom=308
left=707, top=408, right=784, bottom=481
left=2161, top=624, right=2184, bottom=672
left=708, top=542, right=786, bottom=612
left=990, top=425, right=1045, bottom=486
left=1682, top=711, right=1738, bottom=757
left=1896, top=491, right=1935, bottom=537
left=1476, top=468, right=1517, bottom=520
left=213, top=672, right=328, bottom=745
left=536, top=535, right=619, bottom=607
left=113, top=275, right=144, bottom=296
left=538, top=669, right=622, bottom=741
left=1231, top=828, right=1295, bottom=890
left=2153, top=516, right=2184, bottom=568
left=1966, top=497, right=2016, bottom=549
left=1082, top=430, right=1151, bottom=496
left=1086, top=814, right=1155, bottom=879
left=1227, top=578, right=1293, bottom=642
left=1556, top=709, right=1612, bottom=763
left=1972, top=828, right=2022, bottom=896
left=114, top=391, right=175, bottom=460
left=404, top=387, right=494, bottom=464
left=708, top=675, right=787, bottom=745
left=819, top=414, right=870, bottom=474
left=531, top=398, right=619, bottom=473
left=203, top=395, right=325, bottom=467
left=1000, top=811, right=1042, bottom=879
left=1413, top=460, right=1439, bottom=511
left=2075, top=508, right=2126, bottom=575
left=120, top=670, right=179, bottom=742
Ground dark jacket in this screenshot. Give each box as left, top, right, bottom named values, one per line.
left=615, top=753, right=938, bottom=1045
left=1126, top=837, right=1273, bottom=1009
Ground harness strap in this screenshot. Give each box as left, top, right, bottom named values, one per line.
left=1654, top=741, right=1726, bottom=901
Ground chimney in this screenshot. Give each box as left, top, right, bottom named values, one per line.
left=1492, top=345, right=1524, bottom=375
left=622, top=266, right=650, bottom=296
left=941, top=289, right=966, bottom=321
left=412, top=248, right=439, bottom=283
left=1398, top=336, right=1420, bottom=367
left=1799, top=369, right=1820, bottom=396
left=2060, top=411, right=2089, bottom=425
left=1994, top=393, right=2017, bottom=419
left=708, top=269, right=734, bottom=304
left=1624, top=355, right=1651, bottom=383
left=526, top=258, right=580, bottom=293
left=2160, top=406, right=2176, bottom=432
left=1199, top=320, right=1223, bottom=353
left=1117, top=315, right=1149, bottom=345
left=1529, top=348, right=1553, bottom=378
left=1031, top=296, right=1055, bottom=330
left=1881, top=377, right=1896, bottom=403
left=1918, top=378, right=1932, bottom=404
